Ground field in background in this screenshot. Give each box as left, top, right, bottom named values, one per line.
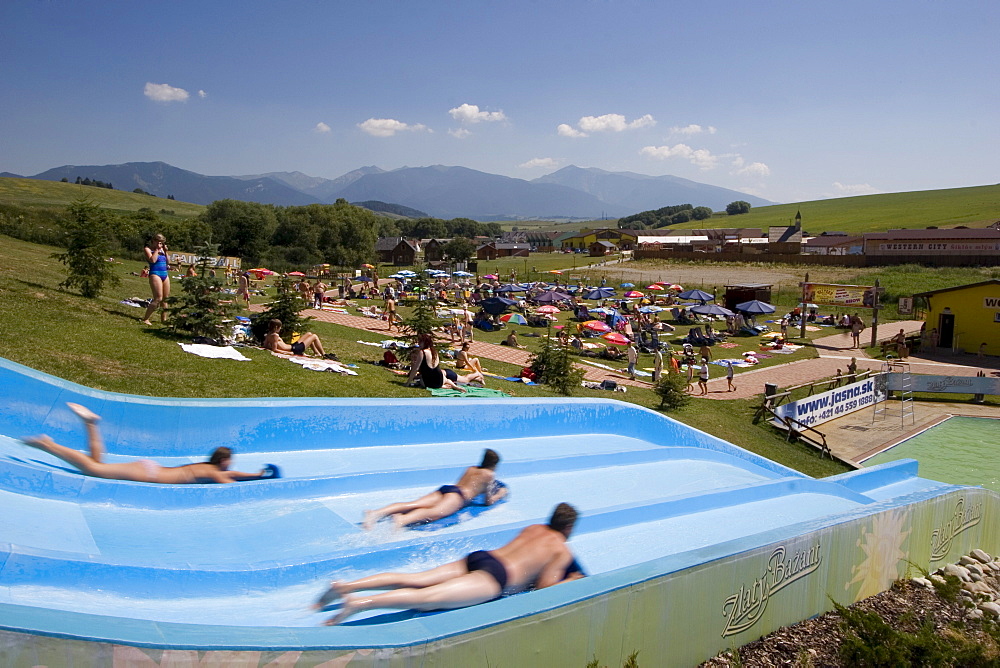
left=672, top=183, right=1000, bottom=234
left=0, top=177, right=204, bottom=218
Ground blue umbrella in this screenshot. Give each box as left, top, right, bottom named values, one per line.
left=691, top=304, right=734, bottom=317
left=620, top=282, right=635, bottom=288
left=481, top=296, right=517, bottom=315
left=639, top=305, right=666, bottom=314
left=679, top=289, right=715, bottom=302
left=585, top=287, right=616, bottom=300
left=533, top=290, right=572, bottom=304
left=735, top=300, right=776, bottom=314
left=495, top=284, right=527, bottom=293
left=453, top=271, right=474, bottom=277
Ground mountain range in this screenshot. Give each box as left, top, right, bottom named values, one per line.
left=15, top=161, right=775, bottom=220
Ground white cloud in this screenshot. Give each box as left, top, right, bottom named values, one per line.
left=357, top=118, right=429, bottom=137
left=734, top=161, right=771, bottom=177
left=640, top=143, right=718, bottom=170
left=144, top=82, right=189, bottom=102
left=449, top=128, right=471, bottom=139
left=832, top=182, right=881, bottom=196
left=449, top=103, right=507, bottom=124
left=557, top=123, right=587, bottom=138
left=558, top=113, right=655, bottom=137
left=198, top=90, right=207, bottom=99
left=314, top=122, right=331, bottom=134
left=519, top=157, right=559, bottom=170
left=578, top=113, right=656, bottom=133
left=670, top=124, right=716, bottom=136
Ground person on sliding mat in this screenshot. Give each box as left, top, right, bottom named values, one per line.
left=23, top=403, right=279, bottom=484
left=363, top=448, right=507, bottom=530
left=319, top=503, right=584, bottom=625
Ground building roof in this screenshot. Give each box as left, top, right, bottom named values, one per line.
left=865, top=228, right=1000, bottom=240
left=804, top=235, right=863, bottom=248
left=375, top=236, right=404, bottom=251
left=636, top=235, right=710, bottom=244
left=768, top=226, right=803, bottom=243
left=912, top=279, right=1000, bottom=298
left=592, top=240, right=617, bottom=248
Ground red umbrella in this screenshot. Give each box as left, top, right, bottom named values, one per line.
left=602, top=332, right=631, bottom=346
left=483, top=274, right=499, bottom=280
left=646, top=284, right=665, bottom=290
left=624, top=290, right=644, bottom=298
left=669, top=284, right=683, bottom=291
left=655, top=280, right=670, bottom=285
left=287, top=271, right=305, bottom=276
left=582, top=320, right=612, bottom=333
left=536, top=305, right=560, bottom=314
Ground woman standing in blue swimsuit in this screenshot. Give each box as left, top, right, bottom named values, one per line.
left=142, top=233, right=171, bottom=325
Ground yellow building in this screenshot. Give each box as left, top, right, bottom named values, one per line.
left=914, top=280, right=1000, bottom=355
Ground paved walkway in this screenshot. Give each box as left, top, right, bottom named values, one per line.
left=702, top=319, right=1000, bottom=400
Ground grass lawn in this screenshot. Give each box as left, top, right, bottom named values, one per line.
left=1, top=234, right=851, bottom=477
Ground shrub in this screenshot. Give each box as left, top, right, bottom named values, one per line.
left=654, top=370, right=690, bottom=410
left=529, top=326, right=583, bottom=396
left=250, top=274, right=311, bottom=341
left=51, top=198, right=121, bottom=298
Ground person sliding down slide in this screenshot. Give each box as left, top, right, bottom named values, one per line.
left=362, top=448, right=507, bottom=530
left=23, top=403, right=280, bottom=484
left=316, top=503, right=585, bottom=625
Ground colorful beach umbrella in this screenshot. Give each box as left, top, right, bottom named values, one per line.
left=624, top=290, right=644, bottom=298
left=582, top=320, right=612, bottom=333
left=602, top=332, right=631, bottom=346
left=360, top=263, right=375, bottom=269
left=536, top=305, right=560, bottom=314
left=620, top=282, right=635, bottom=288
left=287, top=271, right=305, bottom=276
left=500, top=313, right=528, bottom=325
left=646, top=284, right=664, bottom=290
left=669, top=284, right=683, bottom=291
left=483, top=274, right=499, bottom=280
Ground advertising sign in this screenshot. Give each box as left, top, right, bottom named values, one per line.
left=774, top=376, right=886, bottom=428
left=887, top=374, right=1000, bottom=395
left=801, top=283, right=878, bottom=309
left=897, top=297, right=913, bottom=315
left=168, top=251, right=241, bottom=270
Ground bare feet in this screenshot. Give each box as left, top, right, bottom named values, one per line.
left=141, top=320, right=152, bottom=326
left=313, top=581, right=345, bottom=610
left=362, top=510, right=380, bottom=531
left=324, top=594, right=359, bottom=625
left=66, top=403, right=100, bottom=424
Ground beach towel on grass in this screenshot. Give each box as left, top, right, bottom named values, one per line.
left=429, top=387, right=511, bottom=398
left=484, top=372, right=537, bottom=385
left=178, top=343, right=251, bottom=361
left=272, top=353, right=359, bottom=375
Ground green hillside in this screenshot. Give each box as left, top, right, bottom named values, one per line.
left=666, top=184, right=1000, bottom=234
left=0, top=177, right=204, bottom=218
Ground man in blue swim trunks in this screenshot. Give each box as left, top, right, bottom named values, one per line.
left=320, top=503, right=582, bottom=625
left=362, top=449, right=506, bottom=530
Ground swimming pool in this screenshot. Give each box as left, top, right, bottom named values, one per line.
left=863, top=416, right=1000, bottom=492
left=1, top=356, right=998, bottom=667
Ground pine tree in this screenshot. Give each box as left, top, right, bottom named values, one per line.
left=168, top=243, right=235, bottom=340
left=250, top=274, right=312, bottom=341
left=529, top=322, right=583, bottom=395
left=52, top=197, right=121, bottom=298
left=401, top=270, right=442, bottom=338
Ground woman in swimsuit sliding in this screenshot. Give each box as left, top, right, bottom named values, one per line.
left=23, top=403, right=271, bottom=484
left=141, top=233, right=170, bottom=325
left=363, top=449, right=506, bottom=529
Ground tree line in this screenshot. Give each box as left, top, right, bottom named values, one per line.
left=617, top=204, right=713, bottom=229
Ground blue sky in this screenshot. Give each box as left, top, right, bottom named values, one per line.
left=2, top=0, right=997, bottom=204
